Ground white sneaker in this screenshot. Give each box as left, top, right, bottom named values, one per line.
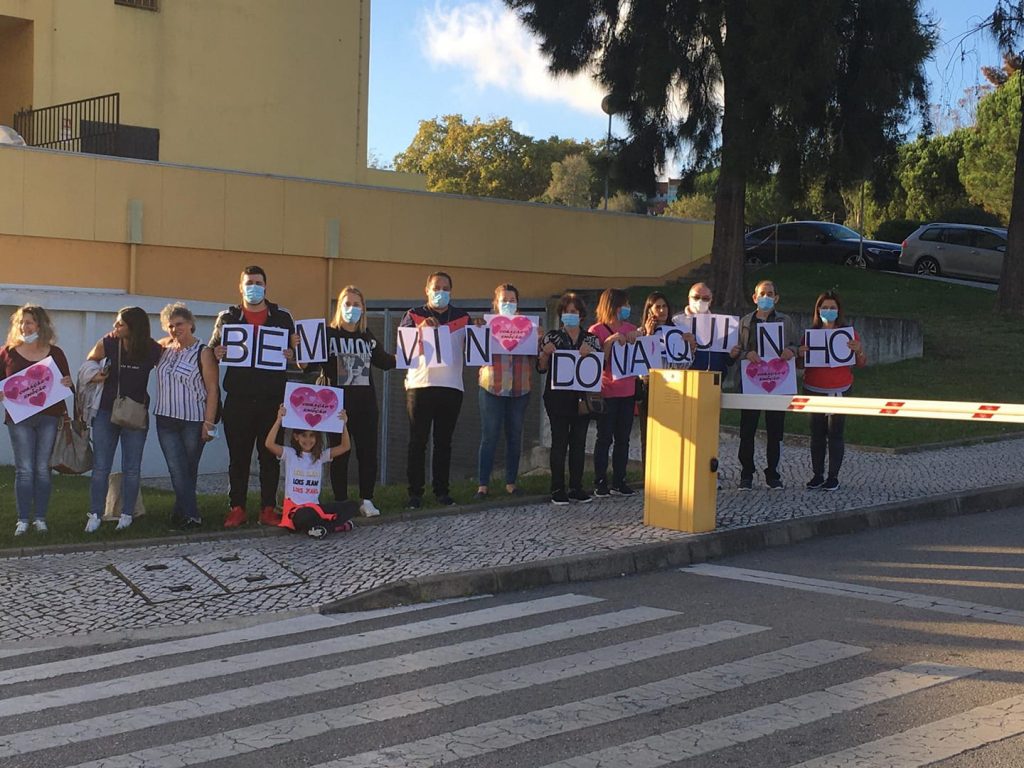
left=359, top=499, right=381, bottom=518
left=84, top=514, right=102, bottom=533
left=115, top=513, right=133, bottom=531
left=14, top=520, right=28, bottom=536
left=32, top=519, right=48, bottom=533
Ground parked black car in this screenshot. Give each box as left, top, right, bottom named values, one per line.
left=744, top=221, right=901, bottom=270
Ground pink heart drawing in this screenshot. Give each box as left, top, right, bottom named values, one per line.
left=289, top=386, right=340, bottom=428
left=745, top=358, right=789, bottom=393
left=3, top=364, right=53, bottom=408
left=489, top=315, right=534, bottom=352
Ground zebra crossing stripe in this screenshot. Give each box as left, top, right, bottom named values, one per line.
left=0, top=593, right=602, bottom=718
left=0, top=599, right=480, bottom=686
left=51, top=619, right=764, bottom=768
left=683, top=564, right=1024, bottom=627
left=787, top=693, right=1024, bottom=767
left=542, top=662, right=978, bottom=768
left=0, top=606, right=706, bottom=758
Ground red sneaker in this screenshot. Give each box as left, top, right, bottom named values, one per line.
left=223, top=506, right=247, bottom=528
left=259, top=506, right=282, bottom=527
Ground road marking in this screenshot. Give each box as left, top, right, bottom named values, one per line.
left=542, top=663, right=977, bottom=768
left=54, top=619, right=765, bottom=768
left=684, top=564, right=1024, bottom=627
left=0, top=598, right=482, bottom=686
left=0, top=607, right=712, bottom=758
left=0, top=593, right=601, bottom=717
left=788, top=693, right=1024, bottom=767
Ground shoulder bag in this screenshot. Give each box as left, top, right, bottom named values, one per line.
left=577, top=326, right=607, bottom=418
left=110, top=343, right=149, bottom=430
left=50, top=391, right=93, bottom=474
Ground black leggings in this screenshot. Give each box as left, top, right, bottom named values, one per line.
left=808, top=388, right=849, bottom=479
left=329, top=395, right=380, bottom=501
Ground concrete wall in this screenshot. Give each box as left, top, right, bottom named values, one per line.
left=783, top=311, right=923, bottom=366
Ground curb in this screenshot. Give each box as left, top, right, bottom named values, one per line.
left=321, top=481, right=1024, bottom=614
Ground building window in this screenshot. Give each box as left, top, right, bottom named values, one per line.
left=114, top=0, right=159, bottom=11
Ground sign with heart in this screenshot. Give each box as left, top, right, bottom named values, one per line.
left=0, top=356, right=72, bottom=424
left=741, top=358, right=797, bottom=395
left=282, top=382, right=345, bottom=433
left=484, top=314, right=539, bottom=356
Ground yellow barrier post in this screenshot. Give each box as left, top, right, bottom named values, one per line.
left=644, top=369, right=721, bottom=532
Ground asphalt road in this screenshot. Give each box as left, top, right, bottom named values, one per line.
left=2, top=506, right=1024, bottom=767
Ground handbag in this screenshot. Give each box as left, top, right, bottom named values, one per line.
left=50, top=396, right=93, bottom=474
left=110, top=344, right=149, bottom=430
left=578, top=392, right=606, bottom=417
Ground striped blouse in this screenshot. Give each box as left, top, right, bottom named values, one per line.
left=154, top=342, right=207, bottom=422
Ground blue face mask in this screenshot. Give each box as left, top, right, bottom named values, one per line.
left=756, top=296, right=775, bottom=312
left=341, top=305, right=362, bottom=324
left=819, top=308, right=839, bottom=323
left=619, top=306, right=631, bottom=321
left=498, top=302, right=517, bottom=318
left=243, top=284, right=265, bottom=304
left=561, top=313, right=580, bottom=328
left=430, top=290, right=451, bottom=309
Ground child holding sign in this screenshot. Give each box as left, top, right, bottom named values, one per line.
left=264, top=405, right=357, bottom=538
left=799, top=290, right=866, bottom=491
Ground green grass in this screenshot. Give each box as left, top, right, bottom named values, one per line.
left=631, top=263, right=1024, bottom=448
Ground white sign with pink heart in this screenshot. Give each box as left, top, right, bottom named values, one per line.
left=484, top=314, right=539, bottom=356
left=0, top=356, right=72, bottom=424
left=740, top=358, right=797, bottom=395
left=282, top=382, right=345, bottom=433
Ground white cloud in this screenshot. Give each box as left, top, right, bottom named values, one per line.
left=421, top=1, right=607, bottom=116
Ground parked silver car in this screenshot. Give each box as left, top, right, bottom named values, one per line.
left=899, top=223, right=1008, bottom=282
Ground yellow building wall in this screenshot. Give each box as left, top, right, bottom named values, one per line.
left=0, top=146, right=713, bottom=314
left=0, top=0, right=369, bottom=183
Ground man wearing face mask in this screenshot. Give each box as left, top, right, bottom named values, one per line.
left=736, top=280, right=798, bottom=491
left=399, top=271, right=470, bottom=509
left=672, top=282, right=742, bottom=374
left=210, top=265, right=296, bottom=527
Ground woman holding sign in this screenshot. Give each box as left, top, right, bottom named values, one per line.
left=590, top=288, right=639, bottom=498
left=636, top=291, right=674, bottom=463
left=322, top=286, right=395, bottom=518
left=538, top=292, right=601, bottom=505
left=0, top=305, right=73, bottom=535
left=474, top=283, right=535, bottom=501
left=84, top=307, right=163, bottom=532
left=799, top=290, right=866, bottom=491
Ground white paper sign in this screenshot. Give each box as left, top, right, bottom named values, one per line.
left=803, top=328, right=857, bottom=368
left=755, top=321, right=786, bottom=361
left=253, top=326, right=289, bottom=370
left=483, top=314, right=539, bottom=356
left=674, top=313, right=740, bottom=353
left=656, top=325, right=693, bottom=368
left=219, top=324, right=255, bottom=368
left=283, top=382, right=345, bottom=433
left=550, top=350, right=604, bottom=393
left=0, top=356, right=72, bottom=424
left=741, top=358, right=797, bottom=395
left=294, top=319, right=328, bottom=364
left=608, top=336, right=661, bottom=380
left=395, top=325, right=453, bottom=369
left=465, top=326, right=492, bottom=367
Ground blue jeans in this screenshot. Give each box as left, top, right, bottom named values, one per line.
left=156, top=415, right=205, bottom=521
left=90, top=409, right=148, bottom=518
left=477, top=389, right=530, bottom=486
left=7, top=413, right=59, bottom=521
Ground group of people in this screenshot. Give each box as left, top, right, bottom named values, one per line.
left=1, top=267, right=866, bottom=537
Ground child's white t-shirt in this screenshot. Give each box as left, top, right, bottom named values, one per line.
left=280, top=446, right=331, bottom=506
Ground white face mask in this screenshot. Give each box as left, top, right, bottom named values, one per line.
left=689, top=298, right=711, bottom=314
left=21, top=332, right=39, bottom=344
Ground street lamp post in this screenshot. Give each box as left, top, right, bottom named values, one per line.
left=601, top=95, right=615, bottom=210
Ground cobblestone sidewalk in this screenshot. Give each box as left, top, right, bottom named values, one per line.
left=1, top=434, right=1022, bottom=643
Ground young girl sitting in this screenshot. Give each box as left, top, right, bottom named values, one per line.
left=264, top=405, right=359, bottom=538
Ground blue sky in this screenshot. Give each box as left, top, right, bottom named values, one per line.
left=368, top=0, right=1002, bottom=174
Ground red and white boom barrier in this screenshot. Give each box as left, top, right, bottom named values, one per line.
left=719, top=394, right=1024, bottom=424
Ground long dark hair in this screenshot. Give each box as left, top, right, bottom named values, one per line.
left=290, top=430, right=324, bottom=461
left=811, top=290, right=847, bottom=329
left=117, top=307, right=153, bottom=362
left=641, top=291, right=672, bottom=327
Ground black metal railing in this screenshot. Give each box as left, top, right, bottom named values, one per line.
left=13, top=93, right=120, bottom=156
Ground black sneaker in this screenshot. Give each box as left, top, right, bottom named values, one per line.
left=406, top=496, right=422, bottom=510
left=806, top=475, right=825, bottom=490
left=437, top=495, right=457, bottom=507
left=610, top=483, right=635, bottom=497
left=822, top=477, right=841, bottom=491
left=766, top=477, right=785, bottom=490
left=594, top=481, right=611, bottom=498
left=738, top=477, right=753, bottom=491
left=551, top=490, right=570, bottom=506
left=570, top=489, right=592, bottom=503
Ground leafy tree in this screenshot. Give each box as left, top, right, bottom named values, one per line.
left=901, top=133, right=977, bottom=221
left=542, top=153, right=595, bottom=207
left=960, top=72, right=1020, bottom=222
left=663, top=194, right=716, bottom=220
left=507, top=0, right=934, bottom=310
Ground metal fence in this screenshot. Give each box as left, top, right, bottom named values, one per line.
left=14, top=93, right=120, bottom=155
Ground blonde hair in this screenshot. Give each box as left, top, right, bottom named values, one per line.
left=331, top=285, right=368, bottom=332
left=595, top=288, right=629, bottom=325
left=6, top=305, right=55, bottom=348
left=160, top=302, right=196, bottom=334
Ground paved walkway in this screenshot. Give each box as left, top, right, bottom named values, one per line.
left=1, top=433, right=1022, bottom=644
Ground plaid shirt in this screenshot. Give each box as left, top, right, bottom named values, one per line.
left=478, top=353, right=532, bottom=397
